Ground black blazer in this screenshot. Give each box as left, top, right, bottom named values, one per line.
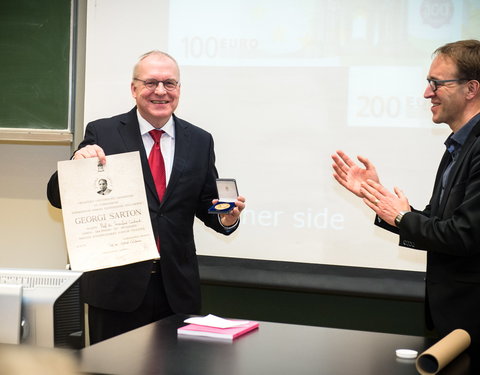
left=47, top=108, right=236, bottom=313
left=376, top=117, right=480, bottom=343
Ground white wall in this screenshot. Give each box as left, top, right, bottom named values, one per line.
left=0, top=143, right=71, bottom=269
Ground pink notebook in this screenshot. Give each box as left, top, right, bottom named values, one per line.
left=178, top=321, right=259, bottom=340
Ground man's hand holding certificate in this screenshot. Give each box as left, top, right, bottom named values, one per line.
left=58, top=151, right=158, bottom=271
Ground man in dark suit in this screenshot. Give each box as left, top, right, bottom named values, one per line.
left=47, top=51, right=246, bottom=344
left=331, top=40, right=480, bottom=346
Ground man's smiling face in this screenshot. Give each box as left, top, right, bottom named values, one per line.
left=424, top=54, right=469, bottom=132
left=131, top=53, right=181, bottom=128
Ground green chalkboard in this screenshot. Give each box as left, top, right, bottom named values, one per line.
left=0, top=0, right=71, bottom=130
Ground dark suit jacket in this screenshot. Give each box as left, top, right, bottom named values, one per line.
left=376, top=117, right=480, bottom=344
left=47, top=108, right=236, bottom=313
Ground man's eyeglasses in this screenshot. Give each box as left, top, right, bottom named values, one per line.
left=133, top=78, right=179, bottom=91
left=427, top=78, right=469, bottom=92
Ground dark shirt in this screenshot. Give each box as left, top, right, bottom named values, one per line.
left=440, top=112, right=480, bottom=202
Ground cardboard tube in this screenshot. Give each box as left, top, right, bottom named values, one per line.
left=416, top=329, right=471, bottom=375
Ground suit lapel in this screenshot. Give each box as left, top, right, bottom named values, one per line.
left=118, top=107, right=158, bottom=202
left=162, top=115, right=191, bottom=203
left=430, top=150, right=451, bottom=216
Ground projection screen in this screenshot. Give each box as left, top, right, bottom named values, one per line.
left=84, top=0, right=480, bottom=272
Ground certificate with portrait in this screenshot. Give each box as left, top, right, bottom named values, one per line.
left=58, top=151, right=159, bottom=271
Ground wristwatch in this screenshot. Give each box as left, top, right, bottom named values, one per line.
left=395, top=211, right=409, bottom=227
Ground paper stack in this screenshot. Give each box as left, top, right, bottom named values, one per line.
left=177, top=314, right=259, bottom=341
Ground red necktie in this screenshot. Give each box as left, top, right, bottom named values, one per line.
left=148, top=130, right=166, bottom=201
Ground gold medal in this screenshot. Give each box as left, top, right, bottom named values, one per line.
left=214, top=203, right=231, bottom=210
